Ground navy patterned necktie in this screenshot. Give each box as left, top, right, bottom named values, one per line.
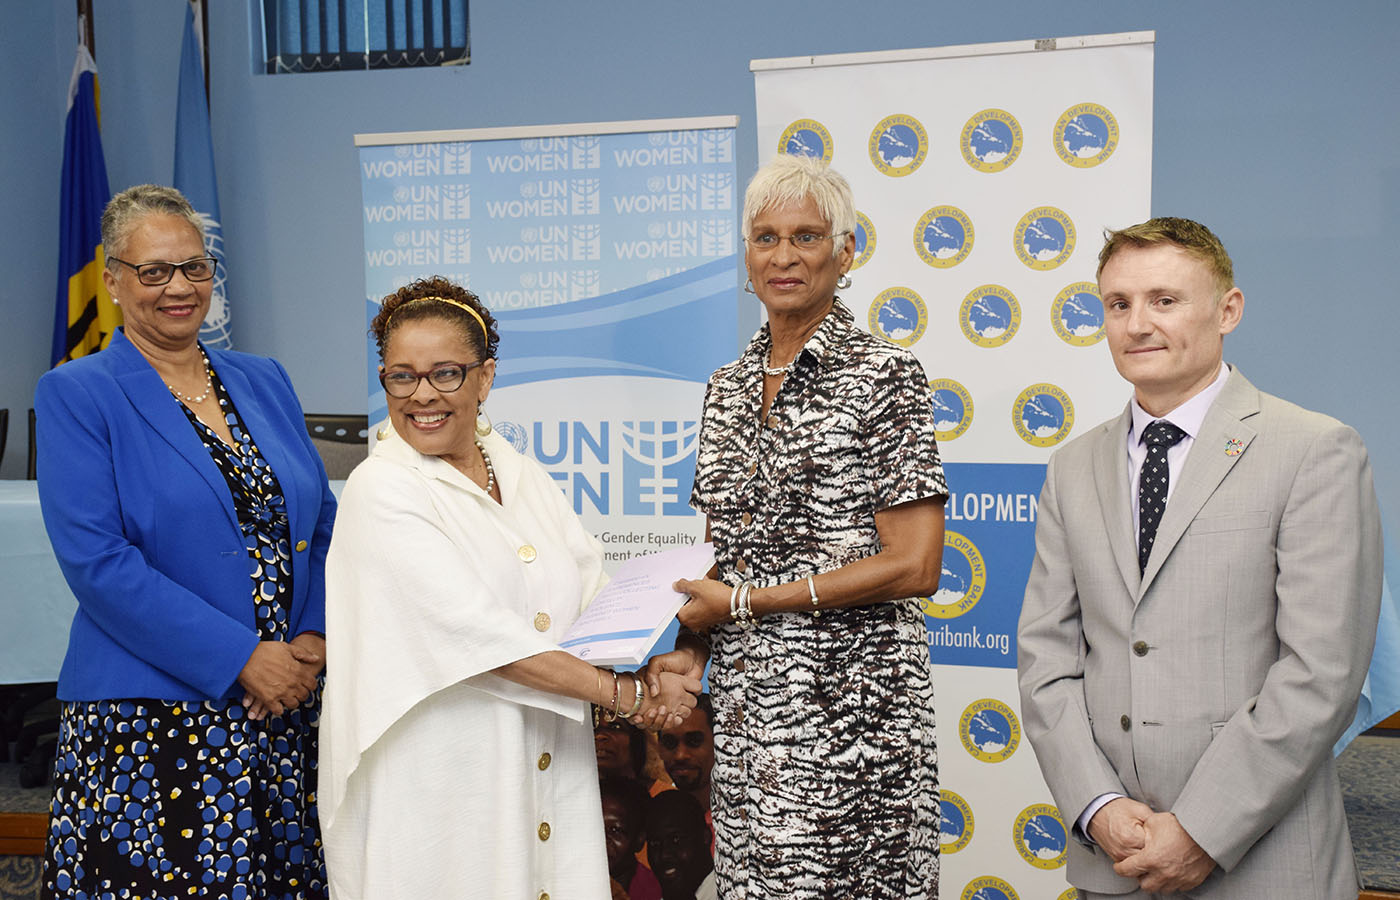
left=1138, top=420, right=1188, bottom=574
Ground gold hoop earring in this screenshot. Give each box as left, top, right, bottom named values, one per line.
left=475, top=409, right=493, bottom=436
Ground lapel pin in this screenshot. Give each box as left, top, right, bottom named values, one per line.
left=1224, top=437, right=1245, bottom=457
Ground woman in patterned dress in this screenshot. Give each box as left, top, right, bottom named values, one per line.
left=645, top=154, right=949, bottom=899
left=35, top=185, right=337, bottom=899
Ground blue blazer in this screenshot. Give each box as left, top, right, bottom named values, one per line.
left=35, top=328, right=338, bottom=702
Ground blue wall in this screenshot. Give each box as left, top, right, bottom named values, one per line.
left=4, top=2, right=1397, bottom=526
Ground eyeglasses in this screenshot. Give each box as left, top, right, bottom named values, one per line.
left=658, top=731, right=709, bottom=751
left=379, top=360, right=486, bottom=398
left=108, top=256, right=218, bottom=286
left=744, top=231, right=848, bottom=253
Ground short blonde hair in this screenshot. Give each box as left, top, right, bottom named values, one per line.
left=1097, top=217, right=1235, bottom=297
left=742, top=154, right=855, bottom=259
left=101, top=184, right=205, bottom=260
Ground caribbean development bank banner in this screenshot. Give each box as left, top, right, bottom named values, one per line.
left=355, top=118, right=738, bottom=560
left=754, top=32, right=1153, bottom=900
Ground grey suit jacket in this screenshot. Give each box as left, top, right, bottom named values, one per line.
left=1017, top=367, right=1382, bottom=899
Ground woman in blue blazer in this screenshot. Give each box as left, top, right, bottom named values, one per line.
left=35, top=185, right=337, bottom=900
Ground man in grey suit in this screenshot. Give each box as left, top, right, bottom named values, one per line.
left=1017, top=217, right=1382, bottom=899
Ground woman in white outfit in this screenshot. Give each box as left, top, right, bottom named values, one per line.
left=320, top=277, right=699, bottom=899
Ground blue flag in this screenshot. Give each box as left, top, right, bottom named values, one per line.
left=174, top=0, right=232, bottom=349
left=1335, top=522, right=1400, bottom=753
left=53, top=43, right=119, bottom=367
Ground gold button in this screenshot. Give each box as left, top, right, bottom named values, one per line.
left=1120, top=715, right=1131, bottom=731
left=518, top=545, right=538, bottom=563
left=733, top=658, right=746, bottom=673
left=735, top=558, right=747, bottom=573
left=736, top=708, right=744, bottom=725
left=295, top=540, right=308, bottom=552
left=740, top=511, right=752, bottom=526
left=537, top=821, right=551, bottom=841
left=537, top=752, right=552, bottom=771
left=765, top=414, right=778, bottom=428
left=539, top=894, right=550, bottom=900
left=534, top=612, right=551, bottom=632
left=746, top=461, right=757, bottom=476
left=1132, top=640, right=1149, bottom=657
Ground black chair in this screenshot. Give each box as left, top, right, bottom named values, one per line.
left=27, top=407, right=37, bottom=479
left=304, top=414, right=370, bottom=480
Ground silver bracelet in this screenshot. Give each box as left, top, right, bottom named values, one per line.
left=807, top=573, right=821, bottom=618
left=617, top=672, right=645, bottom=720
left=728, top=581, right=741, bottom=623
left=736, top=581, right=756, bottom=629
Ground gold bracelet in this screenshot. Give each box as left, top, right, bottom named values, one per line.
left=606, top=670, right=622, bottom=721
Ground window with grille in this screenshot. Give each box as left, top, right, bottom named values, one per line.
left=260, top=0, right=469, bottom=73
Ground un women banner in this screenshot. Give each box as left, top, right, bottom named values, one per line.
left=356, top=118, right=738, bottom=555
left=754, top=33, right=1153, bottom=900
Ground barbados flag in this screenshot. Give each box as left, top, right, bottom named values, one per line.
left=52, top=42, right=118, bottom=367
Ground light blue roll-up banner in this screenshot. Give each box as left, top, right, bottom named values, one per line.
left=355, top=118, right=738, bottom=561
left=754, top=33, right=1153, bottom=900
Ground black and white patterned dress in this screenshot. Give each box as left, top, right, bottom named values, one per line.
left=43, top=370, right=325, bottom=900
left=690, top=299, right=947, bottom=899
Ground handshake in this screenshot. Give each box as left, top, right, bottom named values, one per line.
left=605, top=640, right=709, bottom=732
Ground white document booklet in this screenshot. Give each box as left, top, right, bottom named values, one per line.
left=559, top=542, right=716, bottom=666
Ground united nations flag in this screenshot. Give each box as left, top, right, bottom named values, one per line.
left=52, top=40, right=119, bottom=366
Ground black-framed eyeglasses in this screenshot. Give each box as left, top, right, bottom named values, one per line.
left=379, top=360, right=486, bottom=398
left=107, top=256, right=218, bottom=286
left=658, top=731, right=709, bottom=751
left=744, top=231, right=848, bottom=252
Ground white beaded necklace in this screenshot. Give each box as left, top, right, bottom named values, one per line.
left=167, top=352, right=214, bottom=404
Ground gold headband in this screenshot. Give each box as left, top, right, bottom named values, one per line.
left=386, top=295, right=490, bottom=347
